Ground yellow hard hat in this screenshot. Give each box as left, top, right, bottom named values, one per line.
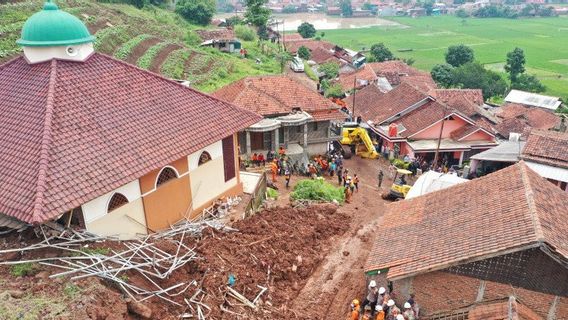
left=352, top=299, right=360, bottom=305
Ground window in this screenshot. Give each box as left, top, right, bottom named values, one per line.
left=312, top=122, right=318, bottom=131
left=222, top=136, right=235, bottom=182
left=198, top=151, right=212, bottom=166
left=107, top=193, right=129, bottom=213
left=156, top=167, right=178, bottom=187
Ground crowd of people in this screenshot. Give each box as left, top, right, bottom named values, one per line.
left=350, top=281, right=419, bottom=320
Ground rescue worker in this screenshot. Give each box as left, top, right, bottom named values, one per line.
left=362, top=305, right=373, bottom=320
left=379, top=287, right=389, bottom=310
left=285, top=167, right=291, bottom=189
left=270, top=159, right=278, bottom=182
left=258, top=153, right=265, bottom=166
left=353, top=174, right=360, bottom=192
left=403, top=302, right=416, bottom=320
left=375, top=305, right=385, bottom=320
left=362, top=280, right=379, bottom=315
left=396, top=315, right=405, bottom=320
left=387, top=300, right=401, bottom=320
left=378, top=170, right=384, bottom=188
left=252, top=153, right=258, bottom=167
left=344, top=183, right=353, bottom=204
left=337, top=166, right=343, bottom=185
left=349, top=299, right=360, bottom=320
left=278, top=146, right=286, bottom=157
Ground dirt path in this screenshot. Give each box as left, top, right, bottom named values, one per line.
left=125, top=37, right=161, bottom=65
left=149, top=43, right=181, bottom=74
left=268, top=156, right=395, bottom=319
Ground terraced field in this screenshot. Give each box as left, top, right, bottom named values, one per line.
left=0, top=0, right=280, bottom=92
left=324, top=16, right=568, bottom=98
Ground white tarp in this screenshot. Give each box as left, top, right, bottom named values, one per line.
left=525, top=161, right=568, bottom=183
left=504, top=89, right=561, bottom=110
left=406, top=171, right=468, bottom=199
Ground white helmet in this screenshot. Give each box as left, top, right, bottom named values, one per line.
left=375, top=305, right=383, bottom=311
left=396, top=315, right=405, bottom=320
left=387, top=299, right=395, bottom=307
left=369, top=280, right=377, bottom=288
left=404, top=302, right=411, bottom=309
left=378, top=287, right=386, bottom=294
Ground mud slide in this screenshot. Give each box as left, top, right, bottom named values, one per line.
left=149, top=43, right=181, bottom=74
left=125, top=37, right=161, bottom=65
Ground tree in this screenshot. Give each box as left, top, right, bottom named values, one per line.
left=369, top=43, right=394, bottom=62
left=505, top=47, right=525, bottom=81
left=297, top=46, right=311, bottom=60
left=257, top=25, right=269, bottom=40
left=511, top=74, right=546, bottom=93
left=325, top=83, right=344, bottom=98
left=282, top=5, right=297, bottom=13
left=431, top=63, right=454, bottom=87
left=340, top=0, right=353, bottom=16
left=451, top=62, right=508, bottom=99
left=175, top=0, right=216, bottom=25
left=318, top=62, right=340, bottom=79
left=298, top=22, right=317, bottom=38
left=235, top=25, right=256, bottom=41
left=445, top=44, right=474, bottom=67
left=423, top=0, right=434, bottom=15
left=276, top=51, right=293, bottom=73
left=402, top=58, right=415, bottom=66
left=362, top=2, right=373, bottom=10
left=245, top=0, right=270, bottom=27
left=456, top=8, right=469, bottom=18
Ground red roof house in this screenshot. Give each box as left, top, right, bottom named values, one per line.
left=0, top=2, right=261, bottom=238
left=365, top=162, right=568, bottom=318
left=213, top=75, right=345, bottom=155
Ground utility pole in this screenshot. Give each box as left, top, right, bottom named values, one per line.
left=432, top=107, right=447, bottom=169
left=351, top=77, right=357, bottom=122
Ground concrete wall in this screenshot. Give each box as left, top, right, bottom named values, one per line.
left=190, top=157, right=237, bottom=209
left=143, top=175, right=192, bottom=232
left=411, top=117, right=467, bottom=140
left=188, top=140, right=223, bottom=170
left=86, top=199, right=147, bottom=239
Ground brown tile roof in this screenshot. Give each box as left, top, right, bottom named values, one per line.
left=309, top=47, right=338, bottom=64
left=431, top=88, right=484, bottom=106
left=365, top=162, right=568, bottom=279
left=468, top=298, right=543, bottom=320
left=310, top=108, right=346, bottom=121
left=495, top=103, right=561, bottom=138
left=357, top=82, right=430, bottom=125
left=368, top=60, right=426, bottom=85
left=0, top=54, right=261, bottom=224
left=196, top=28, right=236, bottom=41
left=344, top=84, right=383, bottom=112
left=337, top=64, right=378, bottom=91
left=282, top=33, right=305, bottom=41
left=400, top=74, right=437, bottom=92
left=521, top=130, right=568, bottom=169
left=285, top=39, right=335, bottom=54
left=212, top=75, right=340, bottom=117
left=397, top=100, right=447, bottom=137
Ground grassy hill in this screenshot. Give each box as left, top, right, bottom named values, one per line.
left=0, top=0, right=280, bottom=92
left=324, top=16, right=568, bottom=99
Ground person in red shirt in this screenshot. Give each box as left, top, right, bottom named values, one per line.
left=258, top=153, right=265, bottom=166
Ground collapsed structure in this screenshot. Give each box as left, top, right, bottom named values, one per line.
left=0, top=1, right=261, bottom=238
left=365, top=162, right=568, bottom=319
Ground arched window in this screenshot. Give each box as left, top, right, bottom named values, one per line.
left=198, top=151, right=212, bottom=166
left=156, top=167, right=178, bottom=187
left=107, top=193, right=129, bottom=213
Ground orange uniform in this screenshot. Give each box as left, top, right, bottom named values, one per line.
left=375, top=311, right=385, bottom=320
left=270, top=161, right=278, bottom=182
left=350, top=309, right=359, bottom=320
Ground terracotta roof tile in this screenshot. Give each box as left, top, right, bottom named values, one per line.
left=285, top=39, right=335, bottom=54
left=521, top=130, right=568, bottom=169
left=344, top=84, right=383, bottom=111
left=337, top=64, right=378, bottom=91
left=196, top=28, right=236, bottom=41
left=365, top=162, right=568, bottom=278
left=495, top=103, right=560, bottom=138
left=357, top=82, right=429, bottom=124
left=309, top=47, right=338, bottom=64
left=0, top=54, right=261, bottom=224
left=399, top=74, right=437, bottom=92
left=213, top=75, right=340, bottom=117
left=368, top=60, right=427, bottom=85
left=283, top=33, right=306, bottom=41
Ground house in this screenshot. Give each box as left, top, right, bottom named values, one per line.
left=213, top=75, right=346, bottom=157
left=365, top=162, right=568, bottom=319
left=337, top=64, right=378, bottom=92
left=333, top=45, right=366, bottom=69
left=284, top=39, right=335, bottom=56
left=368, top=60, right=436, bottom=91
left=0, top=2, right=261, bottom=238
left=504, top=89, right=562, bottom=111
left=327, top=6, right=342, bottom=15
left=197, top=29, right=241, bottom=53
left=520, top=130, right=568, bottom=191
left=494, top=103, right=561, bottom=139
left=357, top=83, right=497, bottom=165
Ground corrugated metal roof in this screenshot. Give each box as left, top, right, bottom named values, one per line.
left=470, top=141, right=525, bottom=162
left=504, top=90, right=562, bottom=110
left=525, top=161, right=568, bottom=183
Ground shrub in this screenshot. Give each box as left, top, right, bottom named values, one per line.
left=267, top=187, right=279, bottom=200
left=115, top=34, right=151, bottom=60
left=324, top=83, right=344, bottom=98
left=137, top=42, right=169, bottom=69
left=235, top=25, right=256, bottom=41
left=297, top=22, right=316, bottom=38
left=392, top=159, right=409, bottom=169
left=175, top=0, right=216, bottom=25
left=10, top=263, right=36, bottom=277
left=291, top=178, right=345, bottom=203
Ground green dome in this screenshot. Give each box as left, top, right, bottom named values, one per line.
left=17, top=1, right=95, bottom=47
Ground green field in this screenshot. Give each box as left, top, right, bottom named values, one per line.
left=324, top=16, right=568, bottom=98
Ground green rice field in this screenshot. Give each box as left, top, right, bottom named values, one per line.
left=324, top=16, right=568, bottom=98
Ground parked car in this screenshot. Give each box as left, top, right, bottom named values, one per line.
left=290, top=57, right=304, bottom=72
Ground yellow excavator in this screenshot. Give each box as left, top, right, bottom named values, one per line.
left=382, top=168, right=412, bottom=201
left=340, top=124, right=379, bottom=159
